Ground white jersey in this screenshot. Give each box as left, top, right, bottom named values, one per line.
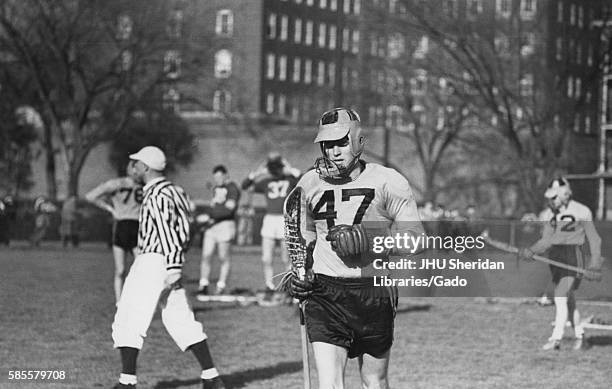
left=86, top=177, right=142, bottom=221
left=297, top=162, right=424, bottom=278
left=531, top=200, right=601, bottom=260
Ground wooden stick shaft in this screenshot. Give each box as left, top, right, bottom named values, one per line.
left=484, top=235, right=589, bottom=275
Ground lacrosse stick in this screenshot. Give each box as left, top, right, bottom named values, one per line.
left=281, top=186, right=311, bottom=389
left=481, top=230, right=601, bottom=279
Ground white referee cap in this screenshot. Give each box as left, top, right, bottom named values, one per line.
left=129, top=146, right=166, bottom=171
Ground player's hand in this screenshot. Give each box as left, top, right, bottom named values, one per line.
left=289, top=272, right=316, bottom=300
left=517, top=247, right=535, bottom=262
left=165, top=269, right=183, bottom=290
left=195, top=213, right=213, bottom=228
left=584, top=266, right=602, bottom=282
left=326, top=224, right=369, bottom=258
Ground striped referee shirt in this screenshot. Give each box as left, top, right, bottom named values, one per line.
left=138, top=177, right=191, bottom=270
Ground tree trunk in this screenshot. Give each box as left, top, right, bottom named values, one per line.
left=43, top=124, right=57, bottom=199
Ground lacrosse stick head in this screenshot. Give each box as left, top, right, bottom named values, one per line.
left=284, top=186, right=309, bottom=279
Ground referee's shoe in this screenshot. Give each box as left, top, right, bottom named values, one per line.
left=202, top=376, right=225, bottom=389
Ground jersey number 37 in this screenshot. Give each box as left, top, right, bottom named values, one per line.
left=312, top=188, right=375, bottom=228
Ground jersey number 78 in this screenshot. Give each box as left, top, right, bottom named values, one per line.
left=312, top=188, right=375, bottom=228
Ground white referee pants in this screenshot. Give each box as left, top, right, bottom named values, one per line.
left=112, top=253, right=206, bottom=351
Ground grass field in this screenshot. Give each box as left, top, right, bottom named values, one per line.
left=1, top=242, right=611, bottom=389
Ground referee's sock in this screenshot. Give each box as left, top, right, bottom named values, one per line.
left=119, top=347, right=139, bottom=375
left=189, top=340, right=216, bottom=371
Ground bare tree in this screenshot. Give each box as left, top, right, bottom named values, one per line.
left=0, top=0, right=210, bottom=197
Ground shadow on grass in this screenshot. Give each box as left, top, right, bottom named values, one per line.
left=395, top=303, right=432, bottom=315
left=153, top=360, right=302, bottom=388
left=588, top=335, right=612, bottom=347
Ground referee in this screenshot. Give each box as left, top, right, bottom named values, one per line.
left=111, top=146, right=225, bottom=389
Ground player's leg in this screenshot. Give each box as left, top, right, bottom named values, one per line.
left=358, top=350, right=391, bottom=389
left=546, top=276, right=574, bottom=349
left=112, top=246, right=128, bottom=303
left=261, top=237, right=276, bottom=291
left=216, top=241, right=231, bottom=294
left=112, top=253, right=167, bottom=386
left=199, top=231, right=216, bottom=294
left=567, top=279, right=585, bottom=349
left=311, top=342, right=349, bottom=389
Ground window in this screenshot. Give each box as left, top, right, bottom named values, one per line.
left=343, top=0, right=351, bottom=13
left=278, top=94, right=287, bottom=116
left=305, top=21, right=313, bottom=45
left=215, top=10, right=233, bottom=36
left=388, top=34, right=404, bottom=59
left=342, top=66, right=349, bottom=89
left=573, top=114, right=580, bottom=132
left=585, top=116, right=591, bottom=134
left=120, top=50, right=132, bottom=71
left=266, top=53, right=275, bottom=79
left=520, top=74, right=533, bottom=96
left=555, top=37, right=563, bottom=61
left=520, top=0, right=536, bottom=20
left=387, top=105, right=403, bottom=129
left=307, top=0, right=314, bottom=6
left=320, top=0, right=327, bottom=8
left=575, top=77, right=581, bottom=99
left=164, top=50, right=181, bottom=79
left=578, top=5, right=584, bottom=28
left=214, top=49, right=232, bottom=78
left=317, top=61, right=325, bottom=85
left=294, top=19, right=302, bottom=43
left=280, top=15, right=288, bottom=41
left=328, top=62, right=335, bottom=85
left=569, top=4, right=576, bottom=25
left=329, top=25, right=337, bottom=50
left=413, top=36, right=429, bottom=59
left=557, top=2, right=563, bottom=23
left=370, top=34, right=378, bottom=56
left=279, top=55, right=287, bottom=81
left=168, top=9, right=184, bottom=38
left=342, top=28, right=350, bottom=51
left=378, top=36, right=386, bottom=57
left=304, top=59, right=312, bottom=84
left=330, top=0, right=337, bottom=11
left=587, top=43, right=593, bottom=66
left=117, top=14, right=133, bottom=40
left=576, top=42, right=582, bottom=64
left=267, top=13, right=277, bottom=39
left=520, top=32, right=535, bottom=56
left=389, top=0, right=398, bottom=12
left=163, top=88, right=180, bottom=112
left=495, top=33, right=510, bottom=55
left=467, top=0, right=483, bottom=20
left=213, top=90, right=231, bottom=112
left=496, top=0, right=511, bottom=18
left=354, top=0, right=361, bottom=14
left=567, top=76, right=574, bottom=98
left=318, top=23, right=327, bottom=48
left=410, top=69, right=427, bottom=95
left=351, top=30, right=359, bottom=54
left=568, top=38, right=575, bottom=62
left=293, top=57, right=301, bottom=83
left=266, top=93, right=274, bottom=114
left=444, top=0, right=458, bottom=18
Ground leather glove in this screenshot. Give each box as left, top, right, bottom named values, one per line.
left=326, top=224, right=369, bottom=258
left=517, top=247, right=535, bottom=262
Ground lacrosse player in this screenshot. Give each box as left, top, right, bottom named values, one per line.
left=289, top=108, right=424, bottom=389
left=112, top=146, right=225, bottom=389
left=86, top=161, right=142, bottom=303
left=242, top=152, right=300, bottom=294
left=518, top=177, right=603, bottom=350
left=197, top=165, right=241, bottom=296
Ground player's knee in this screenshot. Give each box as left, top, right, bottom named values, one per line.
left=360, top=372, right=388, bottom=389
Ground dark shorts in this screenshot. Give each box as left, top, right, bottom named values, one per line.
left=113, top=220, right=139, bottom=251
left=305, top=274, right=398, bottom=359
left=548, top=245, right=584, bottom=288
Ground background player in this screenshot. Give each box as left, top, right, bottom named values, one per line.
left=242, top=152, right=300, bottom=293
left=289, top=108, right=424, bottom=389
left=112, top=146, right=225, bottom=389
left=197, top=165, right=241, bottom=296
left=518, top=177, right=603, bottom=350
left=86, top=161, right=142, bottom=302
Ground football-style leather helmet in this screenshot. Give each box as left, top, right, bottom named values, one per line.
left=313, top=107, right=365, bottom=181
left=544, top=177, right=572, bottom=210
